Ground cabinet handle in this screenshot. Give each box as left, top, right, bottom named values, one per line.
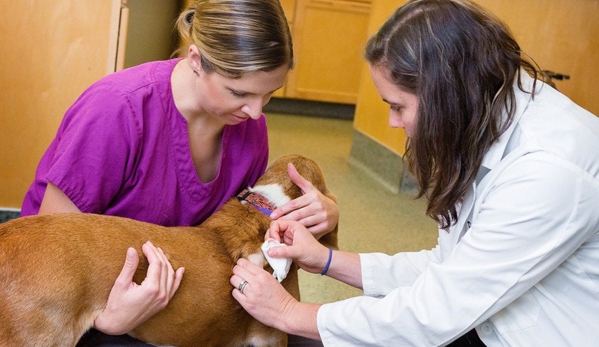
left=311, top=0, right=334, bottom=5
left=309, top=0, right=371, bottom=10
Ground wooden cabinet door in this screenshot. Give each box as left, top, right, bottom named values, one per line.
left=286, top=0, right=372, bottom=104
left=0, top=0, right=127, bottom=208
left=273, top=0, right=297, bottom=98
left=354, top=0, right=408, bottom=156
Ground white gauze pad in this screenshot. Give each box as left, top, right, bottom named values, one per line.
left=261, top=239, right=292, bottom=282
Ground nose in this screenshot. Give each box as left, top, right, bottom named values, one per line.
left=388, top=111, right=404, bottom=128
left=241, top=96, right=270, bottom=120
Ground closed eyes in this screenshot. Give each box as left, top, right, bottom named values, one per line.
left=230, top=90, right=248, bottom=98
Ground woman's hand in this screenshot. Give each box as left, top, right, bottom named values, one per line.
left=269, top=163, right=339, bottom=239
left=266, top=220, right=331, bottom=275
left=94, top=241, right=185, bottom=335
left=267, top=220, right=363, bottom=288
left=230, top=255, right=323, bottom=340
left=230, top=258, right=297, bottom=330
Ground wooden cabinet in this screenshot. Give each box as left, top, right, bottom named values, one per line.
left=183, top=0, right=371, bottom=104
left=272, top=0, right=297, bottom=98
left=475, top=0, right=599, bottom=117
left=354, top=0, right=599, bottom=160
left=280, top=0, right=297, bottom=23
left=353, top=0, right=408, bottom=156
left=284, top=0, right=372, bottom=104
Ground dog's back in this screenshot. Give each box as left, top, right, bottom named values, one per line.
left=0, top=209, right=279, bottom=347
left=0, top=155, right=336, bottom=347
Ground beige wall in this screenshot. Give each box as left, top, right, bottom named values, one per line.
left=0, top=1, right=181, bottom=209
left=354, top=0, right=599, bottom=156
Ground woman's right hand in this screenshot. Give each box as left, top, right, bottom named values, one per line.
left=265, top=220, right=330, bottom=275
left=93, top=241, right=185, bottom=335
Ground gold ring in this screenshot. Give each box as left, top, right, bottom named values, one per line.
left=238, top=280, right=248, bottom=293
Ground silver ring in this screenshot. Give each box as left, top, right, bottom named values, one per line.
left=238, top=280, right=248, bottom=294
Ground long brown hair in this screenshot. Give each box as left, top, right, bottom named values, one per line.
left=175, top=0, right=294, bottom=78
left=365, top=0, right=540, bottom=229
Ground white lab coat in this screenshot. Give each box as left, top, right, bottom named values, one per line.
left=317, top=73, right=599, bottom=346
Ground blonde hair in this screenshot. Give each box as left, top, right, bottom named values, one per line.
left=175, top=0, right=293, bottom=78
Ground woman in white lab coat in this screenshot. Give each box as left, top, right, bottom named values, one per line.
left=230, top=0, right=599, bottom=346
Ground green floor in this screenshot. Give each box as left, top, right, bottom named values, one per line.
left=265, top=113, right=438, bottom=304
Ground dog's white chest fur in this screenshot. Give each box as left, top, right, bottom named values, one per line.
left=248, top=184, right=291, bottom=208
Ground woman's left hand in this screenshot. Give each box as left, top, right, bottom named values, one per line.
left=94, top=241, right=185, bottom=335
left=230, top=258, right=297, bottom=330
left=269, top=163, right=339, bottom=239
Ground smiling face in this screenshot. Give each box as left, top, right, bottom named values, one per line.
left=369, top=64, right=419, bottom=138
left=194, top=63, right=288, bottom=125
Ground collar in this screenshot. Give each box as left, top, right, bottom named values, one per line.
left=236, top=188, right=276, bottom=216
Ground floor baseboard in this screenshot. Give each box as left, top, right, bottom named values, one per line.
left=0, top=209, right=20, bottom=223
left=264, top=97, right=355, bottom=120
left=349, top=130, right=418, bottom=195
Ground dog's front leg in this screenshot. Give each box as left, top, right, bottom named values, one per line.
left=247, top=251, right=266, bottom=268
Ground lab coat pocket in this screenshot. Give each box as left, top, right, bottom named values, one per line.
left=491, top=290, right=541, bottom=333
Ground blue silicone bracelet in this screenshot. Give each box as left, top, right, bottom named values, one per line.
left=321, top=248, right=333, bottom=275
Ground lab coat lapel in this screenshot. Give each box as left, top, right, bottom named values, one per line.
left=452, top=167, right=492, bottom=244
left=452, top=181, right=477, bottom=244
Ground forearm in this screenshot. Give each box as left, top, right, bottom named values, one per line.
left=279, top=301, right=322, bottom=341
left=323, top=250, right=363, bottom=289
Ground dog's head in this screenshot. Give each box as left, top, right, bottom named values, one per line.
left=221, top=155, right=338, bottom=267
left=250, top=155, right=338, bottom=250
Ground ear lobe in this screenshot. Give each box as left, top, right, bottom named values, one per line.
left=187, top=45, right=203, bottom=72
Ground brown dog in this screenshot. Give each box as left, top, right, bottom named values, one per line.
left=0, top=155, right=337, bottom=347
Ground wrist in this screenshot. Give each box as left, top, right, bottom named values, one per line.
left=280, top=301, right=322, bottom=340
left=93, top=312, right=130, bottom=335
left=94, top=316, right=118, bottom=335
left=320, top=248, right=333, bottom=276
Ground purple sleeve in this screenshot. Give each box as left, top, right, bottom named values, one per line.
left=46, top=85, right=140, bottom=213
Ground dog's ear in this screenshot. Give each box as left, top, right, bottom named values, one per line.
left=259, top=155, right=333, bottom=198
left=288, top=156, right=330, bottom=196
left=263, top=155, right=339, bottom=250
left=287, top=156, right=339, bottom=250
